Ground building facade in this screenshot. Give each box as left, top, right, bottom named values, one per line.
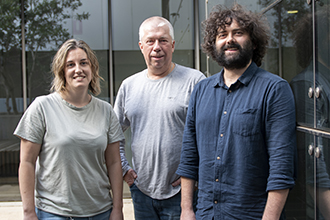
left=0, top=0, right=329, bottom=219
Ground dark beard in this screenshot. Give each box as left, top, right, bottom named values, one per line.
left=214, top=40, right=253, bottom=70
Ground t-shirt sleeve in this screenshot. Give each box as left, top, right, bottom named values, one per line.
left=13, top=98, right=46, bottom=144
left=108, top=105, right=125, bottom=144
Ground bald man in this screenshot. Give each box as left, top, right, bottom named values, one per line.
left=114, top=16, right=205, bottom=220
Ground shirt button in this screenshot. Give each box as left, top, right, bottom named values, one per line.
left=214, top=200, right=218, bottom=204
left=215, top=179, right=219, bottom=182
left=224, top=111, right=227, bottom=115
left=229, top=90, right=232, bottom=93
left=220, top=134, right=223, bottom=137
left=217, top=156, right=220, bottom=160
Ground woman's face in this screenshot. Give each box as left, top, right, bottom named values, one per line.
left=64, top=48, right=92, bottom=92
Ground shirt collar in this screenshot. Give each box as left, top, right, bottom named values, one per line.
left=212, top=61, right=258, bottom=88
left=238, top=62, right=258, bottom=86
left=212, top=70, right=224, bottom=88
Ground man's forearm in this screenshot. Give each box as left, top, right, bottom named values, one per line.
left=181, top=177, right=196, bottom=210
left=262, top=189, right=289, bottom=220
left=180, top=177, right=196, bottom=220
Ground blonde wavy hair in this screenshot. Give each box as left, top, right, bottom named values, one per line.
left=50, top=39, right=103, bottom=95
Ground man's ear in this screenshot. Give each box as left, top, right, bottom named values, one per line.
left=139, top=41, right=143, bottom=51
left=252, top=40, right=256, bottom=50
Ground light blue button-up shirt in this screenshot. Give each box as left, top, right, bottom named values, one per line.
left=177, top=62, right=297, bottom=220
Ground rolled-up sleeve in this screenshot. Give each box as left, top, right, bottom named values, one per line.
left=265, top=81, right=297, bottom=191
left=177, top=88, right=199, bottom=181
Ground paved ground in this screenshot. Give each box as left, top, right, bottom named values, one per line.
left=0, top=183, right=135, bottom=220
left=0, top=199, right=135, bottom=220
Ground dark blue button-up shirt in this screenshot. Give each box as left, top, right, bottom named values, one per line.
left=177, top=62, right=297, bottom=220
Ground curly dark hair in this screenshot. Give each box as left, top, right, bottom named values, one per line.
left=293, top=5, right=330, bottom=69
left=201, top=4, right=270, bottom=67
left=293, top=13, right=313, bottom=69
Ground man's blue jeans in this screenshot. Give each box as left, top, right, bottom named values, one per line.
left=35, top=208, right=111, bottom=220
left=130, top=183, right=181, bottom=220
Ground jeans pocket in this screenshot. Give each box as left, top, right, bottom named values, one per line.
left=35, top=207, right=68, bottom=220
left=129, top=182, right=136, bottom=189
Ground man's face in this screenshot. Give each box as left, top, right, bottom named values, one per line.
left=139, top=24, right=175, bottom=77
left=214, top=19, right=253, bottom=70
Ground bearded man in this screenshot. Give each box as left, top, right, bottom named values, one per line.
left=177, top=4, right=297, bottom=220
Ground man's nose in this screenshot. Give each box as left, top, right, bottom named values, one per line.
left=153, top=40, right=161, bottom=51
left=226, top=33, right=236, bottom=44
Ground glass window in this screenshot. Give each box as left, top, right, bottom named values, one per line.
left=111, top=0, right=196, bottom=197
left=0, top=0, right=109, bottom=201
left=315, top=2, right=330, bottom=132
left=198, top=0, right=225, bottom=76
left=25, top=0, right=109, bottom=101
left=200, top=0, right=272, bottom=76
left=0, top=0, right=23, bottom=201
left=111, top=0, right=195, bottom=95
left=314, top=1, right=330, bottom=218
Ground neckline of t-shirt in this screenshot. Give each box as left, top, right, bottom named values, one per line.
left=54, top=92, right=93, bottom=110
left=144, top=63, right=178, bottom=82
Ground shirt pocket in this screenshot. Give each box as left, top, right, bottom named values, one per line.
left=232, top=108, right=260, bottom=136
left=165, top=91, right=189, bottom=115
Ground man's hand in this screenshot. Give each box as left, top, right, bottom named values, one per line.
left=180, top=209, right=196, bottom=220
left=124, top=169, right=137, bottom=187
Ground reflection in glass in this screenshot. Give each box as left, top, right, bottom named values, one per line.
left=314, top=2, right=330, bottom=219
left=289, top=130, right=330, bottom=220
left=0, top=0, right=110, bottom=202
left=315, top=137, right=330, bottom=220
left=111, top=0, right=196, bottom=198
left=112, top=0, right=195, bottom=95
left=290, top=10, right=314, bottom=129
left=0, top=0, right=23, bottom=199
left=290, top=3, right=330, bottom=219
left=23, top=0, right=90, bottom=103
left=200, top=0, right=289, bottom=77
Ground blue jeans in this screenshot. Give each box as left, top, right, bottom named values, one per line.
left=130, top=183, right=181, bottom=220
left=35, top=208, right=111, bottom=220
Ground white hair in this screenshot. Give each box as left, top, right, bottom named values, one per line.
left=139, top=16, right=175, bottom=42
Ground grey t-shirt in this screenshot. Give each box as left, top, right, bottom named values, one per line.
left=114, top=64, right=205, bottom=199
left=14, top=92, right=124, bottom=217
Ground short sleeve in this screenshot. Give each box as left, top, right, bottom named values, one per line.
left=107, top=105, right=125, bottom=144
left=13, top=98, right=46, bottom=144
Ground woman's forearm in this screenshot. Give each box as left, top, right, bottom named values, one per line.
left=106, top=142, right=124, bottom=211
left=19, top=161, right=37, bottom=216
left=19, top=139, right=41, bottom=219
